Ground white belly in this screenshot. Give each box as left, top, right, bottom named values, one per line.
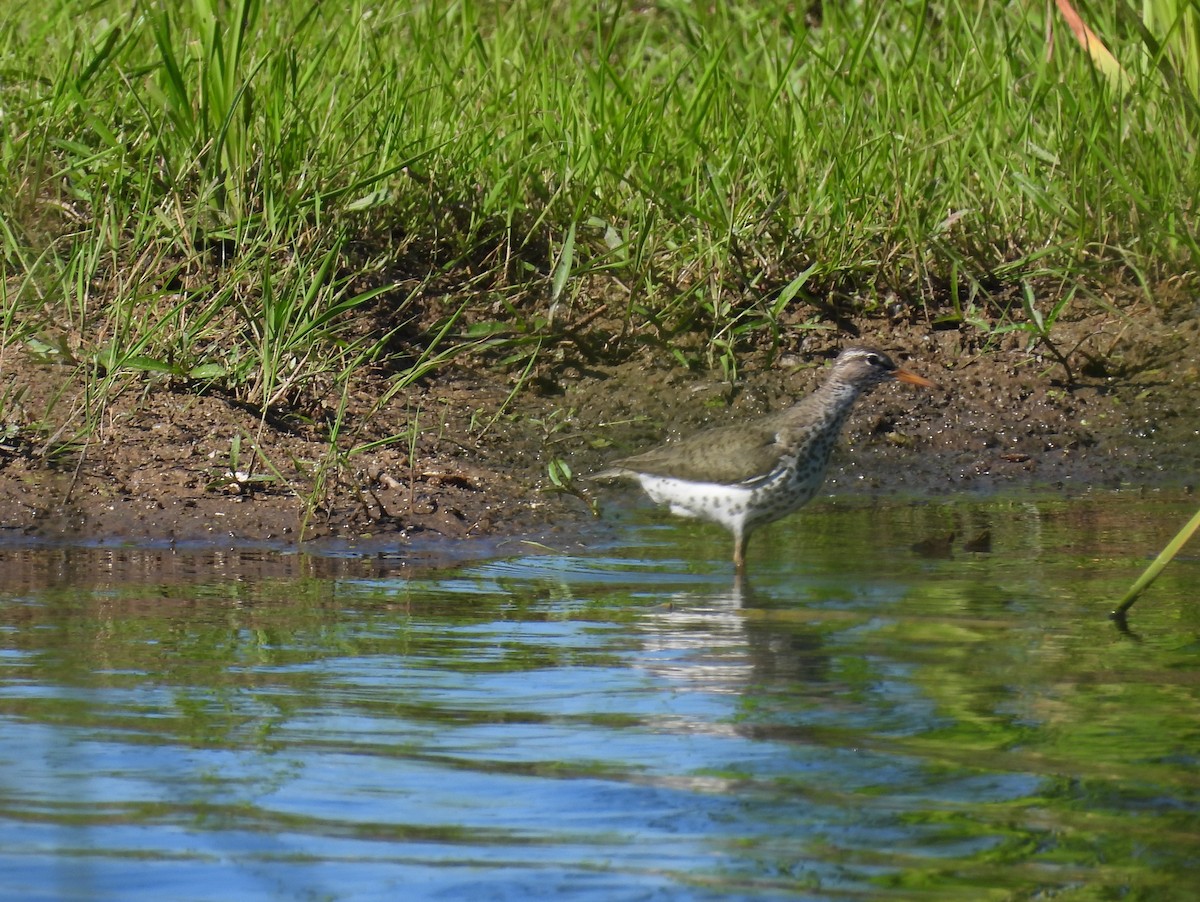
left=634, top=457, right=824, bottom=533
left=635, top=475, right=755, bottom=532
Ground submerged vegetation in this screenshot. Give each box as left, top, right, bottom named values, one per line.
left=0, top=0, right=1196, bottom=479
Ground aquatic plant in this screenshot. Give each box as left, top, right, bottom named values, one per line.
left=1113, top=505, right=1200, bottom=620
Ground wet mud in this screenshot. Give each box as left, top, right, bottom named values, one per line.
left=1, top=301, right=1197, bottom=554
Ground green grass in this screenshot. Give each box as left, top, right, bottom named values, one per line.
left=0, top=0, right=1197, bottom=428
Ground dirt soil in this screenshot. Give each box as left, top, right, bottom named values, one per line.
left=1, top=299, right=1197, bottom=558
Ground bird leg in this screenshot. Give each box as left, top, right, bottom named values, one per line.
left=733, top=531, right=747, bottom=574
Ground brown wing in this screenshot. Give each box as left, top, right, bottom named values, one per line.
left=608, top=418, right=788, bottom=485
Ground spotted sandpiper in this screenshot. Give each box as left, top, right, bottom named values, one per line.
left=593, top=347, right=935, bottom=572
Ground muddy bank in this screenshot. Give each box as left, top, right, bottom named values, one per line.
left=0, top=303, right=1196, bottom=553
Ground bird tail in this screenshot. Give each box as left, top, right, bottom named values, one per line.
left=585, top=467, right=633, bottom=482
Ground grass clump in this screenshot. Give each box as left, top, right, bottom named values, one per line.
left=0, top=0, right=1196, bottom=437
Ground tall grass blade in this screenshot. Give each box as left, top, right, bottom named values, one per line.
left=1115, top=0, right=1200, bottom=123
left=1112, top=506, right=1200, bottom=620
left=1055, top=0, right=1132, bottom=91
left=551, top=221, right=576, bottom=306
left=1138, top=0, right=1200, bottom=98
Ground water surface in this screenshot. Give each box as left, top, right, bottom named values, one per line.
left=1, top=494, right=1197, bottom=900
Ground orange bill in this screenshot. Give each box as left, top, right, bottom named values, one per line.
left=894, top=367, right=936, bottom=389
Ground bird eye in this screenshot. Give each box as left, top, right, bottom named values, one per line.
left=866, top=353, right=883, bottom=367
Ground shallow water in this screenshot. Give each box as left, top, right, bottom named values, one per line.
left=1, top=494, right=1198, bottom=901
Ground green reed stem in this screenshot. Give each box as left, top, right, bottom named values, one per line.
left=1112, top=505, right=1200, bottom=619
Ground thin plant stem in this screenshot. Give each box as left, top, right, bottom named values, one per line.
left=1112, top=506, right=1200, bottom=620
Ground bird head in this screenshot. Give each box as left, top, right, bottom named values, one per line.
left=832, top=346, right=936, bottom=391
